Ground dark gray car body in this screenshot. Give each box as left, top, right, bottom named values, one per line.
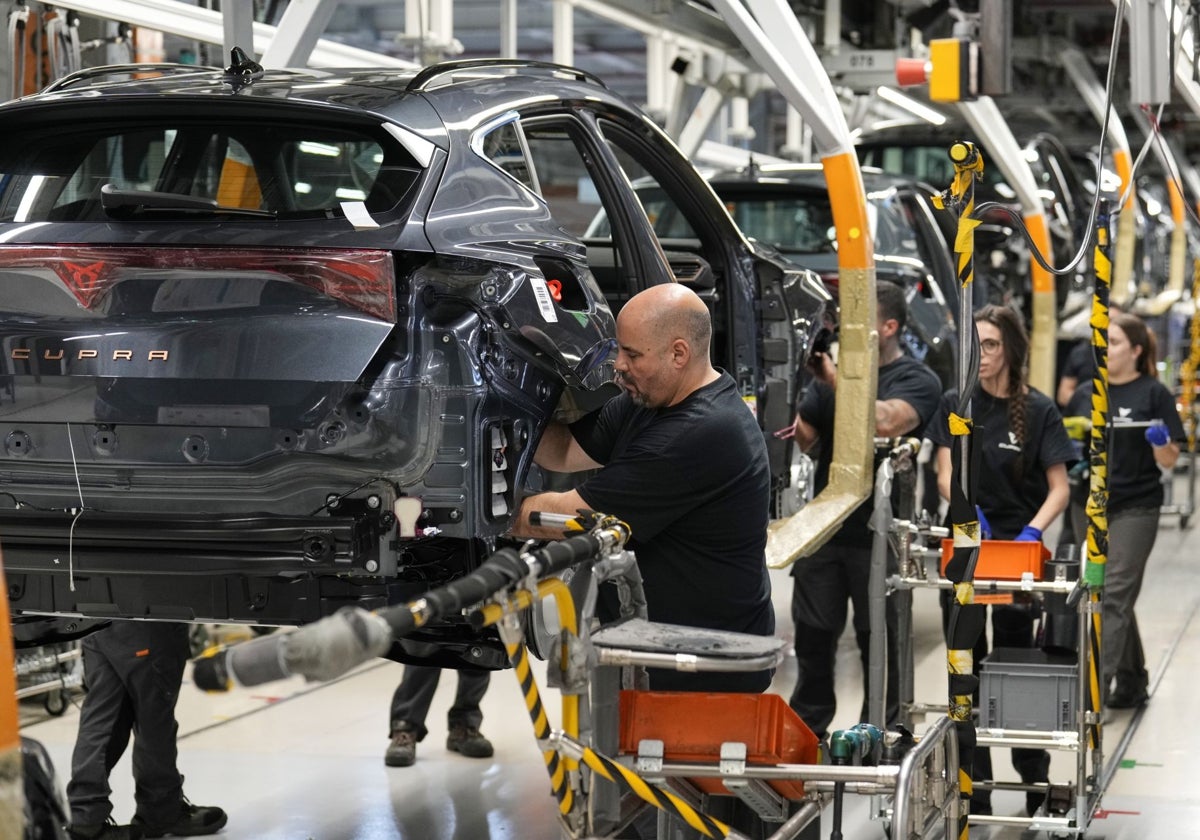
left=0, top=59, right=828, bottom=664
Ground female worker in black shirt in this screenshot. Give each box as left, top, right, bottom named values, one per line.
left=1072, top=312, right=1185, bottom=708
left=928, top=304, right=1075, bottom=816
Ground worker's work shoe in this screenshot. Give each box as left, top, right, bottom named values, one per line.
left=1105, top=685, right=1149, bottom=709
left=133, top=799, right=228, bottom=837
left=68, top=819, right=144, bottom=840
left=385, top=727, right=418, bottom=767
left=446, top=725, right=494, bottom=758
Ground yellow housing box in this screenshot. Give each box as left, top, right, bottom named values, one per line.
left=929, top=38, right=978, bottom=102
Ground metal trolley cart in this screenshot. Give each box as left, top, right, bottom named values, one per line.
left=16, top=640, right=84, bottom=717
left=196, top=511, right=966, bottom=839
left=852, top=440, right=1105, bottom=838
left=887, top=527, right=1104, bottom=838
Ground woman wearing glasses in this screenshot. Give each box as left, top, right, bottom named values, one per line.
left=927, top=304, right=1075, bottom=817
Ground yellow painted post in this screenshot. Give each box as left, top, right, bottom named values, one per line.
left=935, top=140, right=987, bottom=839
left=1178, top=260, right=1200, bottom=453
left=1110, top=149, right=1137, bottom=307
left=766, top=149, right=878, bottom=567
left=1083, top=207, right=1113, bottom=752
left=1026, top=213, right=1057, bottom=396
left=1167, top=178, right=1187, bottom=301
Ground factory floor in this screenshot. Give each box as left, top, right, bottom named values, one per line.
left=17, top=493, right=1200, bottom=839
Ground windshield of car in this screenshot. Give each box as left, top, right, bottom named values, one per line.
left=0, top=119, right=421, bottom=223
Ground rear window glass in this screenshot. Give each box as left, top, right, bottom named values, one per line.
left=0, top=120, right=421, bottom=222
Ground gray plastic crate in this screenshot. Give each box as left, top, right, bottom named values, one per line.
left=979, top=647, right=1078, bottom=732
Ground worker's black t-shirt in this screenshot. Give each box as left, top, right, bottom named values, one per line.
left=1061, top=339, right=1096, bottom=386
left=1103, top=375, right=1186, bottom=513
left=570, top=371, right=774, bottom=690
left=799, top=354, right=942, bottom=547
left=927, top=387, right=1075, bottom=539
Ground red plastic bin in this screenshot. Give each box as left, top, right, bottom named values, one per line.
left=617, top=690, right=819, bottom=799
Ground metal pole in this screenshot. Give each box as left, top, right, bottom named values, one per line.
left=867, top=454, right=892, bottom=729
left=936, top=139, right=985, bottom=835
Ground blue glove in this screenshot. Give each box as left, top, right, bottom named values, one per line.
left=1015, top=525, right=1043, bottom=543
left=975, top=505, right=992, bottom=540
left=1145, top=420, right=1171, bottom=448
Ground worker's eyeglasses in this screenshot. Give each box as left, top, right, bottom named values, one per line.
left=980, top=338, right=1004, bottom=354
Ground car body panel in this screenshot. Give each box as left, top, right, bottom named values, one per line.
left=0, top=61, right=829, bottom=661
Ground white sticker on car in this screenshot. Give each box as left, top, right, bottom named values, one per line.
left=531, top=278, right=558, bottom=323
left=341, top=201, right=380, bottom=230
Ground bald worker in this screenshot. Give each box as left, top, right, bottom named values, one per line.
left=514, top=284, right=775, bottom=693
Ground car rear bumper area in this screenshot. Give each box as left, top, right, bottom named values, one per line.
left=0, top=509, right=392, bottom=625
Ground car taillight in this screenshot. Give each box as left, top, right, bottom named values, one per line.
left=0, top=245, right=397, bottom=321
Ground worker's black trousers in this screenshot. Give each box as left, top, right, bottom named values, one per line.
left=389, top=664, right=489, bottom=741
left=67, top=621, right=190, bottom=828
left=789, top=540, right=900, bottom=740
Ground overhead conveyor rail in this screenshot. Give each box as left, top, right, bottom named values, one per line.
left=34, top=0, right=419, bottom=69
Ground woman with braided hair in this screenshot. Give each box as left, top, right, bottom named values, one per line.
left=927, top=303, right=1075, bottom=816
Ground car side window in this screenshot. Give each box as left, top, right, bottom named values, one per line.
left=476, top=119, right=537, bottom=193
left=522, top=122, right=606, bottom=237
left=871, top=190, right=921, bottom=262
left=728, top=197, right=834, bottom=253
left=521, top=117, right=666, bottom=307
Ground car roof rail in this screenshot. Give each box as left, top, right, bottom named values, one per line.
left=406, top=59, right=607, bottom=93
left=42, top=63, right=213, bottom=93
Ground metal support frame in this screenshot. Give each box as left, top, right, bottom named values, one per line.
left=780, top=107, right=812, bottom=162
left=1058, top=44, right=1140, bottom=315
left=1129, top=105, right=1190, bottom=317
left=675, top=84, right=728, bottom=159
left=705, top=0, right=878, bottom=570
left=1128, top=0, right=1173, bottom=105
left=956, top=97, right=1059, bottom=396
left=258, top=0, right=335, bottom=68
left=221, top=0, right=254, bottom=65
left=552, top=0, right=573, bottom=68
left=499, top=0, right=518, bottom=58
left=45, top=0, right=417, bottom=67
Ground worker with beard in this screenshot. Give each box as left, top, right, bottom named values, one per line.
left=513, top=283, right=775, bottom=694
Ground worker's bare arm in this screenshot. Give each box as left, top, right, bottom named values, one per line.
left=534, top=422, right=602, bottom=473
left=512, top=489, right=592, bottom=540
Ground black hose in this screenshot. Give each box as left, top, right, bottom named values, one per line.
left=195, top=531, right=613, bottom=691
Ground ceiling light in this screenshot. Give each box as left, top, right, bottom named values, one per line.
left=874, top=86, right=947, bottom=126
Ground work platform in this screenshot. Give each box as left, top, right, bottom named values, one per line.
left=16, top=478, right=1199, bottom=839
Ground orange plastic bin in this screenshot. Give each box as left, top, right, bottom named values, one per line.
left=940, top=539, right=1049, bottom=580
left=618, top=690, right=819, bottom=799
